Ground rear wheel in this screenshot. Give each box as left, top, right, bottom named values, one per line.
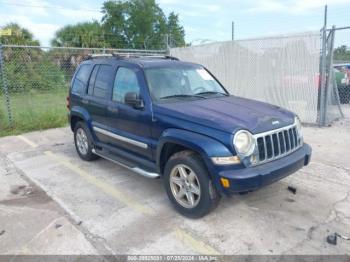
left=74, top=122, right=99, bottom=161
left=163, top=150, right=220, bottom=218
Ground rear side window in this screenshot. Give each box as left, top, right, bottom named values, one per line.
left=91, top=65, right=115, bottom=99
left=71, top=64, right=92, bottom=94
left=88, top=65, right=99, bottom=96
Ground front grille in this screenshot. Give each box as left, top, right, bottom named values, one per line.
left=252, top=123, right=302, bottom=165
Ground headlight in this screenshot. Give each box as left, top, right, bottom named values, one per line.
left=233, top=130, right=255, bottom=156
left=295, top=116, right=302, bottom=137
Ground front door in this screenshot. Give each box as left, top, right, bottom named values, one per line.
left=105, top=66, right=153, bottom=160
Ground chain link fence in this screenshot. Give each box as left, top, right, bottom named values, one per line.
left=1, top=31, right=349, bottom=136
left=171, top=32, right=321, bottom=124
left=318, top=26, right=350, bottom=126
left=332, top=28, right=350, bottom=123
left=0, top=45, right=166, bottom=135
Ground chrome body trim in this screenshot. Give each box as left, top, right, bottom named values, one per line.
left=93, top=126, right=148, bottom=149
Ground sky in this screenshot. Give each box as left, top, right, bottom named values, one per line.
left=0, top=0, right=349, bottom=47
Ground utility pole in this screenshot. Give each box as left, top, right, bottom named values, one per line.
left=324, top=5, right=328, bottom=30
left=232, top=21, right=235, bottom=41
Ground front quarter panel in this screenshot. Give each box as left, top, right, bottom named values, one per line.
left=157, top=128, right=237, bottom=184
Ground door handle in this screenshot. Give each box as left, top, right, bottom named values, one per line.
left=81, top=99, right=89, bottom=105
left=107, top=106, right=119, bottom=113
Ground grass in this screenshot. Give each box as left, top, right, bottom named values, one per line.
left=0, top=89, right=69, bottom=137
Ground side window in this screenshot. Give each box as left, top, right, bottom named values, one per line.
left=113, top=67, right=141, bottom=103
left=72, top=64, right=91, bottom=94
left=92, top=65, right=115, bottom=99
left=87, top=65, right=99, bottom=95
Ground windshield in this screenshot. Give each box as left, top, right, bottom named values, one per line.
left=145, top=67, right=228, bottom=102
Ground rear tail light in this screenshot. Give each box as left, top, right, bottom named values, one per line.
left=66, top=96, right=70, bottom=110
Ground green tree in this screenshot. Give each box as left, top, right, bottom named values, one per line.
left=167, top=12, right=185, bottom=47
left=101, top=0, right=185, bottom=49
left=334, top=45, right=350, bottom=62
left=0, top=23, right=40, bottom=46
left=51, top=21, right=108, bottom=48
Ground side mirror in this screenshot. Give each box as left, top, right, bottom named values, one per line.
left=124, top=92, right=144, bottom=109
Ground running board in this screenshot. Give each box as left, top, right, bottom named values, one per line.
left=92, top=149, right=160, bottom=179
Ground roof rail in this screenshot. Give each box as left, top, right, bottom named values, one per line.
left=111, top=53, right=179, bottom=60
left=143, top=55, right=180, bottom=61
left=85, top=53, right=180, bottom=61
left=86, top=53, right=113, bottom=60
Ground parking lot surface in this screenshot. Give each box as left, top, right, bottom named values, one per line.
left=1, top=119, right=350, bottom=255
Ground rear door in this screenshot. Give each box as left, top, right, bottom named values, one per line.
left=85, top=64, right=116, bottom=144
left=70, top=64, right=92, bottom=108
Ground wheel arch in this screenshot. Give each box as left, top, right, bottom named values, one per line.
left=157, top=129, right=232, bottom=177
left=69, top=106, right=92, bottom=131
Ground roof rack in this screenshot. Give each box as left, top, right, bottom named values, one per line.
left=86, top=53, right=114, bottom=59
left=86, top=53, right=179, bottom=61
left=143, top=55, right=180, bottom=61
left=111, top=53, right=179, bottom=61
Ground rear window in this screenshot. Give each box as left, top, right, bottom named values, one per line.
left=71, top=64, right=92, bottom=94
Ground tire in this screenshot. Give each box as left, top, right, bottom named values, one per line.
left=74, top=121, right=99, bottom=161
left=163, top=150, right=221, bottom=218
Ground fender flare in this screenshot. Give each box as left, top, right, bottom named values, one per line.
left=69, top=106, right=92, bottom=131
left=157, top=128, right=232, bottom=175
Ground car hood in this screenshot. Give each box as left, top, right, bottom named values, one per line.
left=155, top=96, right=295, bottom=134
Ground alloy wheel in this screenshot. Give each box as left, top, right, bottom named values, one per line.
left=76, top=128, right=89, bottom=155
left=169, top=164, right=201, bottom=209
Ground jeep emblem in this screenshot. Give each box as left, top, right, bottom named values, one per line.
left=272, top=120, right=280, bottom=125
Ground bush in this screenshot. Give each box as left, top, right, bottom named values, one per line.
left=2, top=48, right=67, bottom=93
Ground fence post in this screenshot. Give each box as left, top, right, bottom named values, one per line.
left=165, top=34, right=170, bottom=55
left=323, top=26, right=336, bottom=125
left=319, top=27, right=327, bottom=126
left=318, top=5, right=328, bottom=126
left=0, top=44, right=13, bottom=128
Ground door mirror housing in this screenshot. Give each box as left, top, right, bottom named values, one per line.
left=124, top=92, right=144, bottom=109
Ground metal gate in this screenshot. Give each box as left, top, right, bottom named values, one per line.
left=319, top=26, right=350, bottom=126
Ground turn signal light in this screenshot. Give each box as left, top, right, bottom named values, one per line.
left=220, top=178, right=230, bottom=188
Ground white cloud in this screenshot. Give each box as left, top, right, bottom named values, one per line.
left=0, top=0, right=104, bottom=46
left=247, top=0, right=350, bottom=14
left=56, top=8, right=102, bottom=21
left=195, top=4, right=221, bottom=12
left=5, top=0, right=49, bottom=17
left=158, top=0, right=181, bottom=4
left=0, top=14, right=60, bottom=46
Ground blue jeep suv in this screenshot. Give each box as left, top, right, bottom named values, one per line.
left=68, top=54, right=312, bottom=218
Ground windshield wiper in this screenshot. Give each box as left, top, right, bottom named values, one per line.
left=160, top=94, right=206, bottom=100
left=195, top=91, right=229, bottom=96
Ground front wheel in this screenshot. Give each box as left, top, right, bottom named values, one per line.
left=163, top=150, right=220, bottom=218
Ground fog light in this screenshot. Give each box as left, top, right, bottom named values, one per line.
left=220, top=178, right=230, bottom=188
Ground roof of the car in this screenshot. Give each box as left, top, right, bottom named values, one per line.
left=81, top=56, right=202, bottom=69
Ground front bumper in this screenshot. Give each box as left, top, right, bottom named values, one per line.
left=219, top=143, right=312, bottom=194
